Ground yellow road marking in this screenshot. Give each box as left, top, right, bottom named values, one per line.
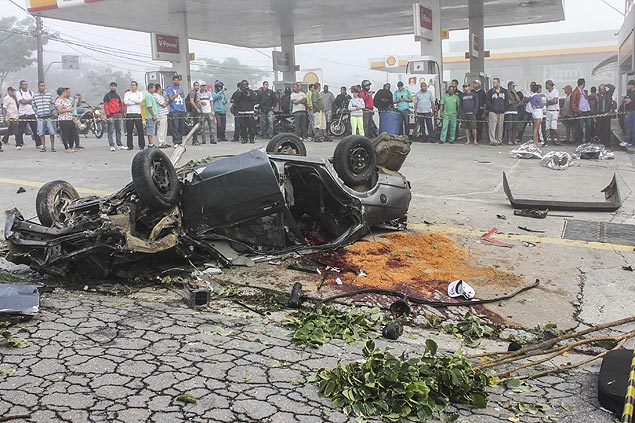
left=0, top=178, right=112, bottom=196
left=409, top=223, right=635, bottom=252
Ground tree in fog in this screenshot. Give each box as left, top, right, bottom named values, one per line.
left=191, top=57, right=269, bottom=93
left=0, top=16, right=47, bottom=92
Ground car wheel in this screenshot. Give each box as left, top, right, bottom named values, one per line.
left=36, top=180, right=80, bottom=227
left=333, top=135, right=377, bottom=188
left=131, top=148, right=179, bottom=211
left=266, top=133, right=307, bottom=156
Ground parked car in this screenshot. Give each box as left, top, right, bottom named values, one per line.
left=5, top=134, right=412, bottom=278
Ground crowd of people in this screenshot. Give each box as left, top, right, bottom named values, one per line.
left=1, top=74, right=629, bottom=153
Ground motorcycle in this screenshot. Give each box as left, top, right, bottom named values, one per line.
left=76, top=101, right=105, bottom=139
left=329, top=107, right=350, bottom=137
left=273, top=111, right=295, bottom=135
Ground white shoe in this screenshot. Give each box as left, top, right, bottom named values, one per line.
left=110, top=146, right=116, bottom=151
left=16, top=145, right=22, bottom=150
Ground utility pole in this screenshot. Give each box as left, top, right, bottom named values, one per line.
left=36, top=16, right=44, bottom=82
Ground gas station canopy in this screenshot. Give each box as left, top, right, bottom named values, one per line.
left=28, top=0, right=564, bottom=48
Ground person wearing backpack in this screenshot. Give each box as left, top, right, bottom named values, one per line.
left=15, top=80, right=39, bottom=149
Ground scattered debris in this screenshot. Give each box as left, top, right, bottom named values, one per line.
left=447, top=280, right=475, bottom=300
left=443, top=311, right=495, bottom=347
left=0, top=284, right=41, bottom=316
left=15, top=187, right=25, bottom=194
left=518, top=226, right=545, bottom=233
left=497, top=214, right=507, bottom=220
left=598, top=349, right=634, bottom=417
left=335, top=277, right=343, bottom=285
left=381, top=321, right=404, bottom=340
left=175, top=393, right=197, bottom=404
left=183, top=281, right=211, bottom=307
left=288, top=282, right=303, bottom=308
left=309, top=339, right=489, bottom=422
left=623, top=265, right=633, bottom=272
left=514, top=209, right=573, bottom=219
left=288, top=262, right=321, bottom=274
left=481, top=228, right=514, bottom=248
left=523, top=241, right=536, bottom=248
left=503, top=172, right=622, bottom=212
left=388, top=299, right=411, bottom=317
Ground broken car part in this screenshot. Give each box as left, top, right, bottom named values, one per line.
left=518, top=226, right=546, bottom=233
left=514, top=209, right=573, bottom=219
left=447, top=280, right=476, bottom=300
left=288, top=262, right=320, bottom=274
left=288, top=282, right=303, bottom=308
left=503, top=172, right=622, bottom=212
left=389, top=299, right=411, bottom=317
left=183, top=281, right=211, bottom=307
left=0, top=284, right=42, bottom=316
left=481, top=228, right=514, bottom=248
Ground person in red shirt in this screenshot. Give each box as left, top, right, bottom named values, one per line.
left=103, top=82, right=123, bottom=149
left=359, top=80, right=377, bottom=137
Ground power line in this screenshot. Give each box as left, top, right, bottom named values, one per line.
left=8, top=0, right=27, bottom=12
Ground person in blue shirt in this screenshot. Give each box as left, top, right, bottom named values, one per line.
left=414, top=82, right=435, bottom=143
left=393, top=82, right=412, bottom=136
left=166, top=75, right=186, bottom=145
left=212, top=81, right=228, bottom=141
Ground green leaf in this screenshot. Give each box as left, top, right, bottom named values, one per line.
left=0, top=366, right=17, bottom=376
left=425, top=339, right=438, bottom=356
left=471, top=394, right=487, bottom=409
left=505, top=379, right=522, bottom=389
left=175, top=393, right=197, bottom=404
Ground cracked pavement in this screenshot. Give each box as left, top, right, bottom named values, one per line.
left=0, top=288, right=623, bottom=422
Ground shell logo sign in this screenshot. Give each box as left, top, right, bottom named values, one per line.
left=27, top=0, right=104, bottom=12
left=385, top=56, right=399, bottom=68
left=302, top=72, right=320, bottom=84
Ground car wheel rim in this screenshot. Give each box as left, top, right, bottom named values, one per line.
left=151, top=159, right=172, bottom=194
left=53, top=190, right=74, bottom=223
left=279, top=140, right=299, bottom=155
left=349, top=145, right=370, bottom=174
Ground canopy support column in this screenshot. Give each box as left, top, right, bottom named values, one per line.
left=168, top=0, right=191, bottom=87
left=468, top=0, right=485, bottom=75
left=418, top=0, right=443, bottom=87
left=275, top=0, right=297, bottom=84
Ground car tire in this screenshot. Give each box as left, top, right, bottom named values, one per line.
left=36, top=180, right=80, bottom=227
left=266, top=133, right=307, bottom=156
left=131, top=148, right=179, bottom=211
left=333, top=135, right=377, bottom=187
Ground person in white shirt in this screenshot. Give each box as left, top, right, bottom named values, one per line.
left=198, top=81, right=216, bottom=144
left=290, top=83, right=308, bottom=139
left=544, top=80, right=560, bottom=145
left=123, top=81, right=144, bottom=150
left=15, top=80, right=38, bottom=149
left=153, top=84, right=170, bottom=148
left=2, top=87, right=19, bottom=150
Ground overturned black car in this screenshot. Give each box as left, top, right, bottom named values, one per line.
left=5, top=134, right=412, bottom=278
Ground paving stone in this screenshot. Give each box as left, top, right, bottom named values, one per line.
left=232, top=399, right=277, bottom=420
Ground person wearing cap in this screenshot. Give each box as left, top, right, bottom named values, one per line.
left=359, top=80, right=376, bottom=137
left=543, top=80, right=560, bottom=145
left=486, top=78, right=507, bottom=145
left=439, top=85, right=460, bottom=144
left=393, top=81, right=412, bottom=136
left=199, top=81, right=216, bottom=144
left=2, top=87, right=19, bottom=150
left=472, top=80, right=486, bottom=143
left=212, top=81, right=228, bottom=141
left=504, top=81, right=521, bottom=145
left=595, top=83, right=615, bottom=145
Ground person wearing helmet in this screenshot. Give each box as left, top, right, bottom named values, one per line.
left=212, top=81, right=228, bottom=141
left=359, top=80, right=376, bottom=137
left=199, top=81, right=216, bottom=144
